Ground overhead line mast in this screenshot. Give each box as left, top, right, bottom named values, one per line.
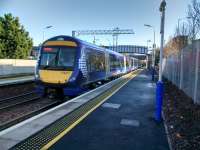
left=72, top=27, right=134, bottom=51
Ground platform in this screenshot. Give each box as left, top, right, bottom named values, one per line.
left=0, top=75, right=34, bottom=86
left=48, top=70, right=169, bottom=150
left=0, top=70, right=169, bottom=150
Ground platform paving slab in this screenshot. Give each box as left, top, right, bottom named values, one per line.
left=0, top=75, right=34, bottom=86
left=120, top=119, right=140, bottom=127
left=102, top=102, right=121, bottom=109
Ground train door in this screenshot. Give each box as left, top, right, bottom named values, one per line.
left=105, top=51, right=110, bottom=79
left=124, top=56, right=127, bottom=73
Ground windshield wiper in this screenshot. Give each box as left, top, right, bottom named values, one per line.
left=42, top=66, right=51, bottom=69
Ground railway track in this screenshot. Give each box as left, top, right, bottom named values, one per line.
left=0, top=91, right=40, bottom=111
left=0, top=81, right=35, bottom=100
left=0, top=92, right=60, bottom=131
left=0, top=80, right=108, bottom=131
left=0, top=74, right=128, bottom=131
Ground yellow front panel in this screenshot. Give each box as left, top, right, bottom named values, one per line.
left=39, top=70, right=73, bottom=84
left=44, top=41, right=77, bottom=47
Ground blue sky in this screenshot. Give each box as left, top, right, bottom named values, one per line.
left=0, top=0, right=191, bottom=47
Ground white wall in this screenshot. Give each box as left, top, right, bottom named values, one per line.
left=0, top=59, right=36, bottom=76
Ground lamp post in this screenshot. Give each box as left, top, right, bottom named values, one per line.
left=146, top=40, right=151, bottom=69
left=94, top=38, right=102, bottom=45
left=155, top=0, right=166, bottom=122
left=147, top=40, right=152, bottom=49
left=106, top=38, right=112, bottom=47
left=93, top=36, right=96, bottom=44
left=72, top=30, right=76, bottom=37
left=144, top=24, right=156, bottom=81
left=43, top=25, right=53, bottom=42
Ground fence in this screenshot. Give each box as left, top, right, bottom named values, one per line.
left=162, top=40, right=200, bottom=104
left=0, top=59, right=36, bottom=76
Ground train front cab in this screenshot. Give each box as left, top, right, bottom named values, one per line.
left=35, top=39, right=83, bottom=98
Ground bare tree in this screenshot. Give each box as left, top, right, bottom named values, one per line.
left=164, top=35, right=188, bottom=58
left=175, top=22, right=189, bottom=37
left=187, top=0, right=200, bottom=41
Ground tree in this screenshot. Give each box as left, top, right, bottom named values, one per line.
left=0, top=13, right=33, bottom=59
left=164, top=36, right=188, bottom=57
left=187, top=0, right=200, bottom=41
left=175, top=22, right=190, bottom=37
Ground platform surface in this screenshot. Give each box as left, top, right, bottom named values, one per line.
left=50, top=70, right=169, bottom=150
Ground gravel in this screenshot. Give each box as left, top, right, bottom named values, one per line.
left=0, top=98, right=57, bottom=129
left=0, top=82, right=35, bottom=99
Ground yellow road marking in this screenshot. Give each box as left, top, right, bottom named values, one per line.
left=41, top=70, right=141, bottom=150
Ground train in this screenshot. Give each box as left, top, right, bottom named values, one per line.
left=35, top=35, right=140, bottom=98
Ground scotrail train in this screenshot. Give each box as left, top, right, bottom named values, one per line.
left=35, top=35, right=140, bottom=98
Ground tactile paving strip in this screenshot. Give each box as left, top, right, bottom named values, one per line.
left=10, top=72, right=136, bottom=150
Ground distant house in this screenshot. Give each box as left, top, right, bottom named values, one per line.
left=30, top=46, right=40, bottom=58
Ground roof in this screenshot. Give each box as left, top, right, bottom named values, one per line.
left=43, top=35, right=124, bottom=57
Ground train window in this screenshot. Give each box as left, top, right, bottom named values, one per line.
left=57, top=47, right=76, bottom=67
left=40, top=47, right=76, bottom=69
left=86, top=49, right=105, bottom=72
left=109, top=54, right=114, bottom=71
left=120, top=58, right=124, bottom=68
left=88, top=53, right=96, bottom=72
left=109, top=54, right=121, bottom=70
left=40, top=54, right=57, bottom=67
left=126, top=57, right=130, bottom=67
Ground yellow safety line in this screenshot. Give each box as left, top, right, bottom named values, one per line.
left=41, top=70, right=141, bottom=150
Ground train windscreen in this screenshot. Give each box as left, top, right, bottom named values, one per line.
left=40, top=47, right=76, bottom=69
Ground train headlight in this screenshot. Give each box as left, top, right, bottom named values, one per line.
left=35, top=73, right=40, bottom=80
left=35, top=68, right=40, bottom=80
left=35, top=74, right=39, bottom=79
left=69, top=77, right=76, bottom=82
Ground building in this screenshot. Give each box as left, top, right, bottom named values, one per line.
left=30, top=46, right=40, bottom=58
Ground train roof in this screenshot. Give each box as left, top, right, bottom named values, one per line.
left=43, top=35, right=124, bottom=57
